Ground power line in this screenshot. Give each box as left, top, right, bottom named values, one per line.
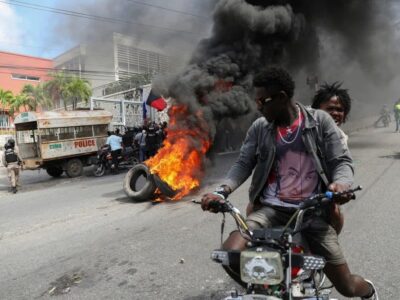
left=124, top=0, right=210, bottom=20
left=0, top=0, right=200, bottom=37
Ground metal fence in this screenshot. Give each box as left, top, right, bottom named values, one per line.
left=90, top=84, right=169, bottom=129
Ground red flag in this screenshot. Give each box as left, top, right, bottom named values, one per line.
left=146, top=90, right=167, bottom=111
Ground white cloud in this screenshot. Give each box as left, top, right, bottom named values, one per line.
left=0, top=1, right=23, bottom=52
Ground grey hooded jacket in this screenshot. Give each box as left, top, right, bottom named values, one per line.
left=222, top=103, right=354, bottom=204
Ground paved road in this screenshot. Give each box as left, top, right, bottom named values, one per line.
left=0, top=126, right=399, bottom=299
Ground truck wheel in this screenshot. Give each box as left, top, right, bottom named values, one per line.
left=123, top=164, right=156, bottom=201
left=46, top=166, right=64, bottom=177
left=66, top=158, right=83, bottom=178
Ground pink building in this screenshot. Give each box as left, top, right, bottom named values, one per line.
left=0, top=51, right=53, bottom=129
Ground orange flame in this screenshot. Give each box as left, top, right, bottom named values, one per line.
left=146, top=105, right=211, bottom=200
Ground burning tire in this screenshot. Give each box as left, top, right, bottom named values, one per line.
left=123, top=164, right=156, bottom=201
left=153, top=174, right=178, bottom=198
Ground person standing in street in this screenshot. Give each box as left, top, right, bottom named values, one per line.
left=145, top=126, right=158, bottom=158
left=106, top=128, right=123, bottom=173
left=134, top=128, right=147, bottom=162
left=2, top=138, right=22, bottom=193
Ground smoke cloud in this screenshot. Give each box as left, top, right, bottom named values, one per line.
left=152, top=0, right=400, bottom=144
left=54, top=0, right=400, bottom=139
left=54, top=0, right=215, bottom=60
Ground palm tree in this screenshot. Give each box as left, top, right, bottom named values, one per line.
left=63, top=77, right=92, bottom=110
left=44, top=72, right=92, bottom=110
left=21, top=84, right=53, bottom=111
left=7, top=94, right=30, bottom=116
left=0, top=88, right=13, bottom=108
left=44, top=72, right=70, bottom=108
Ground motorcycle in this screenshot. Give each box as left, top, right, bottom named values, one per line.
left=93, top=144, right=139, bottom=177
left=374, top=112, right=391, bottom=128
left=194, top=186, right=362, bottom=300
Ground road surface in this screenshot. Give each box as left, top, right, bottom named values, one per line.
left=0, top=126, right=399, bottom=299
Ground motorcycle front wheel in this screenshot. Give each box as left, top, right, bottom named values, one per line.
left=130, top=156, right=139, bottom=166
left=93, top=163, right=106, bottom=177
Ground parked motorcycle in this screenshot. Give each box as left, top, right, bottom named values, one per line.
left=93, top=144, right=139, bottom=177
left=194, top=186, right=362, bottom=300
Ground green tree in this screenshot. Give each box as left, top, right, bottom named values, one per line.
left=63, top=77, right=92, bottom=110
left=7, top=94, right=29, bottom=116
left=21, top=84, right=53, bottom=111
left=44, top=72, right=92, bottom=110
left=0, top=88, right=13, bottom=108
left=43, top=72, right=69, bottom=108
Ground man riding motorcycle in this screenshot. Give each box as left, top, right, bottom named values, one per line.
left=106, top=128, right=123, bottom=173
left=201, top=67, right=378, bottom=299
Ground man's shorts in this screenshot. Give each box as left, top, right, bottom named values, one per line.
left=246, top=205, right=346, bottom=266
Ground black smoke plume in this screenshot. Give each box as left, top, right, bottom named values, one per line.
left=153, top=0, right=398, bottom=145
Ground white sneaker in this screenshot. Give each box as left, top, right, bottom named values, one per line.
left=361, top=279, right=379, bottom=300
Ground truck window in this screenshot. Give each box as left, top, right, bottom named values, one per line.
left=58, top=127, right=75, bottom=140
left=75, top=126, right=93, bottom=138
left=17, top=130, right=38, bottom=144
left=93, top=125, right=108, bottom=136
left=40, top=128, right=59, bottom=142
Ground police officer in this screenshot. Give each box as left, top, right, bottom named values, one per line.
left=145, top=126, right=158, bottom=158
left=2, top=138, right=22, bottom=193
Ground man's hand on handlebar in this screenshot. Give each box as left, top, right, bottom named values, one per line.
left=328, top=182, right=354, bottom=205
left=201, top=193, right=226, bottom=213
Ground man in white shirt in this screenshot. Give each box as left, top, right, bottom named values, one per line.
left=106, top=128, right=123, bottom=171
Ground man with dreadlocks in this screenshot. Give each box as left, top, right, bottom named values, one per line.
left=202, top=67, right=378, bottom=299
left=311, top=82, right=352, bottom=235
left=311, top=82, right=351, bottom=146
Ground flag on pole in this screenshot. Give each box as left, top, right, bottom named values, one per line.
left=146, top=90, right=167, bottom=111
left=142, top=101, right=147, bottom=121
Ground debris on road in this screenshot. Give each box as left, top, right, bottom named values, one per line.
left=46, top=272, right=83, bottom=296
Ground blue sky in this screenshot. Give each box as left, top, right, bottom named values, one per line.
left=0, top=0, right=213, bottom=59
left=0, top=0, right=75, bottom=58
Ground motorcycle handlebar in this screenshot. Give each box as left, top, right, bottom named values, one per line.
left=299, top=185, right=362, bottom=209
left=208, top=200, right=232, bottom=213
left=194, top=185, right=362, bottom=214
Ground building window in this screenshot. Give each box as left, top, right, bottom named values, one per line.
left=11, top=74, right=40, bottom=81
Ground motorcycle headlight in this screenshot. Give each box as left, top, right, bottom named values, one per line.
left=240, top=250, right=284, bottom=285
